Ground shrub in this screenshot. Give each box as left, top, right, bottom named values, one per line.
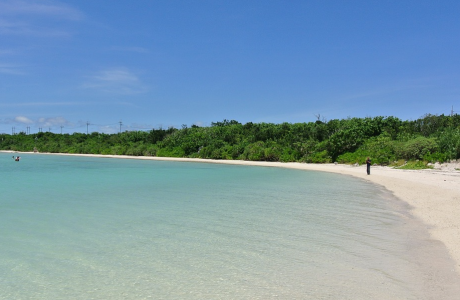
left=396, top=160, right=433, bottom=170
left=263, top=145, right=281, bottom=161
left=337, top=150, right=369, bottom=164
left=242, top=141, right=266, bottom=161
left=437, top=128, right=460, bottom=160
left=336, top=134, right=396, bottom=165
left=307, top=150, right=331, bottom=163
left=157, top=147, right=185, bottom=157
left=394, top=136, right=438, bottom=160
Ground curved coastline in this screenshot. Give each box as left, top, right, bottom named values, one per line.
left=4, top=151, right=460, bottom=274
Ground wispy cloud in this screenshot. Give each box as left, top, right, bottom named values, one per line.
left=0, top=48, right=17, bottom=55
left=0, top=0, right=83, bottom=36
left=83, top=68, right=148, bottom=95
left=332, top=80, right=435, bottom=104
left=0, top=0, right=82, bottom=20
left=0, top=63, right=25, bottom=75
left=0, top=101, right=84, bottom=107
left=110, top=46, right=150, bottom=54
left=334, top=87, right=409, bottom=103
left=97, top=125, right=117, bottom=134
left=0, top=19, right=71, bottom=36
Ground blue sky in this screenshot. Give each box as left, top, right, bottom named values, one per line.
left=1, top=0, right=459, bottom=134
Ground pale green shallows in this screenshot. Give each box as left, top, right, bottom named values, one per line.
left=0, top=153, right=456, bottom=299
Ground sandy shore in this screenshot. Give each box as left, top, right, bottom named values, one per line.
left=4, top=151, right=460, bottom=274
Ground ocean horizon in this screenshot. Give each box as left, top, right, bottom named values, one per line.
left=0, top=152, right=458, bottom=299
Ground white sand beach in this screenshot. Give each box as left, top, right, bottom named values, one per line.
left=5, top=151, right=460, bottom=275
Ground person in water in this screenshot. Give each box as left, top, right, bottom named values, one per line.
left=13, top=156, right=20, bottom=161
left=366, top=157, right=371, bottom=175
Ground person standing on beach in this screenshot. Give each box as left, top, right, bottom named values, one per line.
left=366, top=157, right=371, bottom=175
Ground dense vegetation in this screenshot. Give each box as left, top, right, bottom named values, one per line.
left=2, top=114, right=460, bottom=165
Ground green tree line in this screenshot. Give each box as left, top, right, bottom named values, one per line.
left=2, top=114, right=460, bottom=165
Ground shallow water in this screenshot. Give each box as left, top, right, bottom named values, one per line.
left=0, top=153, right=458, bottom=299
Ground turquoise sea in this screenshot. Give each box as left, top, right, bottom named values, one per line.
left=0, top=153, right=459, bottom=299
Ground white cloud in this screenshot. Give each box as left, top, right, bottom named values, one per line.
left=94, top=69, right=138, bottom=83
left=15, top=116, right=33, bottom=124
left=0, top=0, right=82, bottom=20
left=0, top=48, right=16, bottom=55
left=2, top=115, right=71, bottom=127
left=0, top=116, right=74, bottom=134
left=0, top=19, right=26, bottom=34
left=98, top=125, right=118, bottom=134
left=0, top=0, right=83, bottom=36
left=37, top=116, right=68, bottom=127
left=0, top=63, right=25, bottom=75
left=0, top=101, right=85, bottom=107
left=0, top=22, right=70, bottom=36
left=110, top=46, right=150, bottom=54
left=83, top=68, right=148, bottom=95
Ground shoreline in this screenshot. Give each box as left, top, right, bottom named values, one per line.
left=4, top=151, right=460, bottom=274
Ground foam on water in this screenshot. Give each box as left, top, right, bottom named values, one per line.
left=0, top=153, right=459, bottom=299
